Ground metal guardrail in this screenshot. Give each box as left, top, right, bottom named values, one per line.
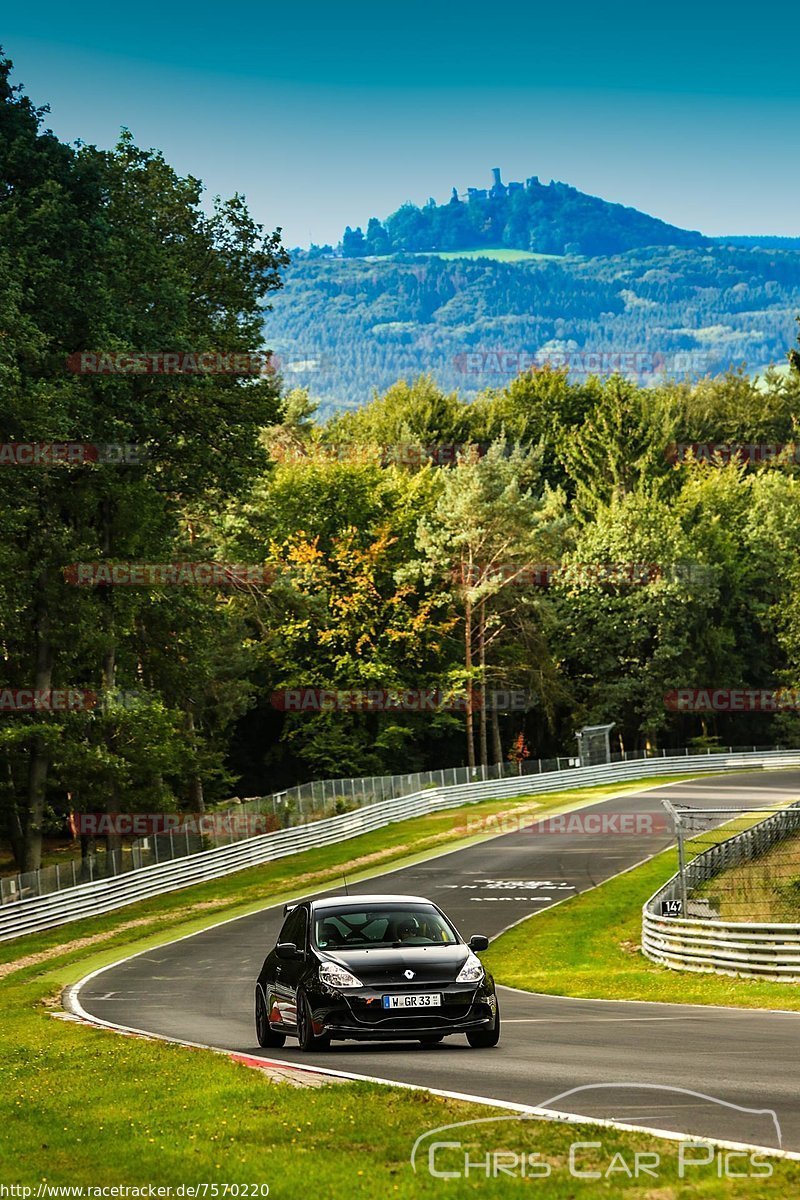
left=0, top=757, right=581, bottom=906
left=3, top=747, right=800, bottom=943
left=0, top=743, right=781, bottom=908
left=642, top=913, right=800, bottom=979
left=643, top=793, right=800, bottom=980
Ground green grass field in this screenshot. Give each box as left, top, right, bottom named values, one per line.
left=6, top=961, right=797, bottom=1200
left=414, top=247, right=564, bottom=262
left=4, top=770, right=799, bottom=1197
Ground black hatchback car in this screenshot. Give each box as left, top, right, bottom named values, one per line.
left=255, top=893, right=500, bottom=1050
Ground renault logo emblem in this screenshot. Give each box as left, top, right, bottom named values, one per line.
left=404, top=969, right=415, bottom=980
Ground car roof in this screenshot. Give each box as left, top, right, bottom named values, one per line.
left=282, top=894, right=441, bottom=916
left=309, top=894, right=435, bottom=910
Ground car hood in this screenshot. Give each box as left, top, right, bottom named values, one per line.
left=320, top=944, right=471, bottom=986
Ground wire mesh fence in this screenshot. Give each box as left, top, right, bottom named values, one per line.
left=0, top=742, right=782, bottom=907
left=665, top=800, right=800, bottom=922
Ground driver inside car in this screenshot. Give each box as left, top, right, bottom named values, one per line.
left=393, top=915, right=420, bottom=942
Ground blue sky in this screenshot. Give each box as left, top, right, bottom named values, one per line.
left=4, top=2, right=798, bottom=246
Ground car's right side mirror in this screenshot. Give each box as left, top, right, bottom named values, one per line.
left=276, top=941, right=303, bottom=960
left=468, top=934, right=490, bottom=952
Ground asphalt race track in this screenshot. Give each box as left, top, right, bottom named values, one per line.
left=74, top=771, right=800, bottom=1152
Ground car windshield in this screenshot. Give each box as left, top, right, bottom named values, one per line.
left=313, top=905, right=459, bottom=949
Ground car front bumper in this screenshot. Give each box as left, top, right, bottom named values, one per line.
left=311, top=980, right=497, bottom=1040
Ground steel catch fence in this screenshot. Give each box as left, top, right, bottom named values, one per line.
left=643, top=795, right=800, bottom=979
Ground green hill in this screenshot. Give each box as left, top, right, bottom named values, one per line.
left=335, top=168, right=708, bottom=259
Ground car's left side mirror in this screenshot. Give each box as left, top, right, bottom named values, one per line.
left=468, top=934, right=489, bottom=952
left=276, top=941, right=303, bottom=960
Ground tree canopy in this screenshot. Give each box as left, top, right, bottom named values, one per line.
left=3, top=57, right=800, bottom=872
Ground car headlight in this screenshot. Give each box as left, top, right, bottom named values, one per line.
left=456, top=951, right=485, bottom=983
left=319, top=961, right=362, bottom=989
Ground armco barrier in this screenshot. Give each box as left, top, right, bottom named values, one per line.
left=642, top=912, right=800, bottom=979
left=3, top=748, right=800, bottom=942
left=643, top=785, right=800, bottom=980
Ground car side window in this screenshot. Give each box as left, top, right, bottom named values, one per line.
left=293, top=907, right=308, bottom=952
left=278, top=907, right=307, bottom=948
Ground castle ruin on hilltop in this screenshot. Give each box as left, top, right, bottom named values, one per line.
left=453, top=167, right=545, bottom=204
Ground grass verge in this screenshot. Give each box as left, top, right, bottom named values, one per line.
left=485, top=847, right=800, bottom=1010
left=5, top=965, right=798, bottom=1200
left=6, top=770, right=799, bottom=1197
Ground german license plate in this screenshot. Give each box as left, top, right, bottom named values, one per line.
left=382, top=992, right=442, bottom=1009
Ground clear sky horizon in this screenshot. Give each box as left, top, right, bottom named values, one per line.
left=4, top=2, right=798, bottom=248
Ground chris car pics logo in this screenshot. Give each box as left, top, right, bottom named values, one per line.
left=410, top=1084, right=781, bottom=1182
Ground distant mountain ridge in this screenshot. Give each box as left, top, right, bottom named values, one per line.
left=266, top=242, right=800, bottom=414
left=269, top=170, right=800, bottom=416
left=333, top=168, right=708, bottom=259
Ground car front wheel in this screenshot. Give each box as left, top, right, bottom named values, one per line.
left=466, top=1006, right=500, bottom=1048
